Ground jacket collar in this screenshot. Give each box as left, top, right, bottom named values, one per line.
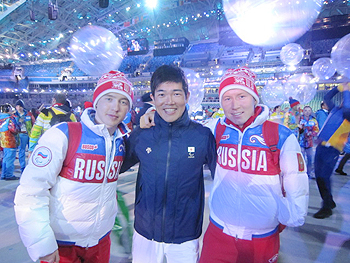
left=221, top=104, right=270, bottom=131
left=154, top=108, right=190, bottom=128
left=80, top=108, right=130, bottom=139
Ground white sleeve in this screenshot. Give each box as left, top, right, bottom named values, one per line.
left=14, top=126, right=68, bottom=262
left=276, top=134, right=309, bottom=227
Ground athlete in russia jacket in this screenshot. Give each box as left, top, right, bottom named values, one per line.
left=14, top=108, right=129, bottom=262
left=121, top=109, right=217, bottom=244
left=205, top=104, right=309, bottom=240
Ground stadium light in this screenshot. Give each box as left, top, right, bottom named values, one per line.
left=145, top=0, right=157, bottom=9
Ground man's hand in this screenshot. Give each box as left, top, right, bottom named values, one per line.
left=39, top=249, right=60, bottom=263
left=140, top=110, right=156, bottom=129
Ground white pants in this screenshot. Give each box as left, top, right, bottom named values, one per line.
left=132, top=231, right=199, bottom=263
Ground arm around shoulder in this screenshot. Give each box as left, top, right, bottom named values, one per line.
left=120, top=128, right=141, bottom=173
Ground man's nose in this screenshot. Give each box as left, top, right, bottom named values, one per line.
left=165, top=95, right=174, bottom=104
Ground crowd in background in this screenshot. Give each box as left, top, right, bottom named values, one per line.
left=1, top=92, right=349, bottom=183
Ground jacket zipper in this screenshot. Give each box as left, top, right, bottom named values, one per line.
left=86, top=134, right=115, bottom=248
left=161, top=123, right=172, bottom=241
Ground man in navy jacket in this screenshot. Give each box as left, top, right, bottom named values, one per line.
left=121, top=65, right=216, bottom=263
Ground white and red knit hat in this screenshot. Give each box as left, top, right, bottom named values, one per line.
left=219, top=67, right=259, bottom=105
left=93, top=70, right=134, bottom=109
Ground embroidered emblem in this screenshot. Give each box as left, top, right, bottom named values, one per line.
left=146, top=147, right=152, bottom=154
left=32, top=146, right=52, bottom=167
left=250, top=134, right=266, bottom=145
left=188, top=146, right=195, bottom=158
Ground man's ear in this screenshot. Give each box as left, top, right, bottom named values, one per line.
left=186, top=91, right=191, bottom=103
left=150, top=93, right=155, bottom=102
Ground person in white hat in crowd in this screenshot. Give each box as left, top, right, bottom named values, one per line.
left=197, top=67, right=309, bottom=263
left=121, top=65, right=217, bottom=263
left=14, top=70, right=133, bottom=263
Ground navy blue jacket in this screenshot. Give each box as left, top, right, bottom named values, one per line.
left=121, top=109, right=216, bottom=243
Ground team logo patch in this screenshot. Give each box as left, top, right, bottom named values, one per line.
left=32, top=146, right=52, bottom=167
left=146, top=147, right=152, bottom=154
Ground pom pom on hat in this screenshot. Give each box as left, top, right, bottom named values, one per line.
left=93, top=70, right=134, bottom=109
left=84, top=101, right=93, bottom=109
left=219, top=67, right=259, bottom=105
left=289, top=97, right=300, bottom=108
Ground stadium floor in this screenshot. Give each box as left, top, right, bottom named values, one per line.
left=0, top=156, right=349, bottom=263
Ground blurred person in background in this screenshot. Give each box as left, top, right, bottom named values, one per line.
left=134, top=92, right=154, bottom=126
left=0, top=104, right=20, bottom=180
left=14, top=99, right=35, bottom=173
left=313, top=83, right=350, bottom=219
left=29, top=93, right=77, bottom=153
left=299, top=106, right=319, bottom=179
left=284, top=97, right=301, bottom=139
left=269, top=105, right=284, bottom=124
left=316, top=101, right=329, bottom=130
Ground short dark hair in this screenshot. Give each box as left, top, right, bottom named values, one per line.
left=150, top=65, right=188, bottom=98
left=273, top=105, right=281, bottom=111
left=53, top=93, right=67, bottom=104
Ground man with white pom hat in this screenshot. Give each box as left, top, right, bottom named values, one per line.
left=199, top=67, right=309, bottom=263
left=14, top=70, right=133, bottom=263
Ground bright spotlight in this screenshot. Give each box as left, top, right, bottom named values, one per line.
left=145, top=0, right=157, bottom=9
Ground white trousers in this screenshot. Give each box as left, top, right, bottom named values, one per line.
left=132, top=231, right=199, bottom=263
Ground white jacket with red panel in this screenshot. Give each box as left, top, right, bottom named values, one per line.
left=14, top=108, right=129, bottom=261
left=205, top=105, right=309, bottom=240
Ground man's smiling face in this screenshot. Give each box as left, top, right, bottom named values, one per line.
left=151, top=81, right=189, bottom=123
left=221, top=89, right=255, bottom=128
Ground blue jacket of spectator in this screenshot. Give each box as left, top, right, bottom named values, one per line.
left=316, top=108, right=328, bottom=129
